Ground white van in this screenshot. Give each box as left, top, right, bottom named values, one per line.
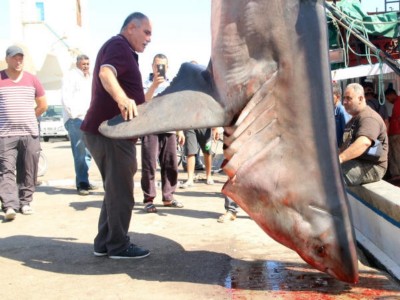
left=39, top=105, right=69, bottom=142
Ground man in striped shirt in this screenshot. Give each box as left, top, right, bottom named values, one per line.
left=0, top=45, right=47, bottom=221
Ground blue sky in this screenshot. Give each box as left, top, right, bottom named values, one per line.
left=86, top=0, right=385, bottom=77
left=0, top=0, right=392, bottom=77
left=0, top=1, right=10, bottom=39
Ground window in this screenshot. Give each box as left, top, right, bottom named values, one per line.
left=36, top=2, right=45, bottom=21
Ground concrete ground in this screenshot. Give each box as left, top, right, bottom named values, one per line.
left=1, top=139, right=400, bottom=300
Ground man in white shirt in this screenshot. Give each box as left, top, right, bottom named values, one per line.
left=61, top=54, right=94, bottom=195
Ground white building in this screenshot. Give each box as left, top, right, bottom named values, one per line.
left=0, top=0, right=90, bottom=104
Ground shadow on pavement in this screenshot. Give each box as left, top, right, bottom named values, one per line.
left=0, top=234, right=230, bottom=285
left=0, top=234, right=399, bottom=295
left=36, top=186, right=85, bottom=196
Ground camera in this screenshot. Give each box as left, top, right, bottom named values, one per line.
left=156, top=64, right=166, bottom=79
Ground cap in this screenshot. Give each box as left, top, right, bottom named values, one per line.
left=6, top=45, right=24, bottom=57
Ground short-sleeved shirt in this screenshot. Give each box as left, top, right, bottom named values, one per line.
left=81, top=34, right=145, bottom=134
left=0, top=70, right=45, bottom=137
left=367, top=98, right=388, bottom=121
left=143, top=75, right=170, bottom=97
left=342, top=105, right=388, bottom=169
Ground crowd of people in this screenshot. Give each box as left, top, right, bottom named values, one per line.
left=1, top=10, right=399, bottom=259
left=0, top=12, right=230, bottom=260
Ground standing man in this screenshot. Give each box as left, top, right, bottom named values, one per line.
left=339, top=83, right=388, bottom=186
left=218, top=196, right=239, bottom=223
left=81, top=12, right=151, bottom=259
left=363, top=81, right=389, bottom=129
left=141, top=54, right=185, bottom=213
left=385, top=88, right=400, bottom=182
left=180, top=127, right=218, bottom=188
left=332, top=81, right=350, bottom=148
left=0, top=45, right=47, bottom=221
left=62, top=54, right=94, bottom=196
left=385, top=84, right=397, bottom=118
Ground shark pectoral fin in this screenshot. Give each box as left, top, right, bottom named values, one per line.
left=98, top=91, right=228, bottom=139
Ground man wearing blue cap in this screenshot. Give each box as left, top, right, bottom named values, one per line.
left=0, top=45, right=47, bottom=221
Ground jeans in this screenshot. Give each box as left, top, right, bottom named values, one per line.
left=65, top=118, right=91, bottom=188
left=224, top=196, right=239, bottom=214
left=341, top=159, right=386, bottom=186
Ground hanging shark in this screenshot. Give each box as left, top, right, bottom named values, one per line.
left=99, top=0, right=359, bottom=283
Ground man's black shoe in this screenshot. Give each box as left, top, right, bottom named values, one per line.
left=109, top=244, right=150, bottom=259
left=77, top=182, right=97, bottom=194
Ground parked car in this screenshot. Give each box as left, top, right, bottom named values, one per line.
left=39, top=105, right=69, bottom=142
